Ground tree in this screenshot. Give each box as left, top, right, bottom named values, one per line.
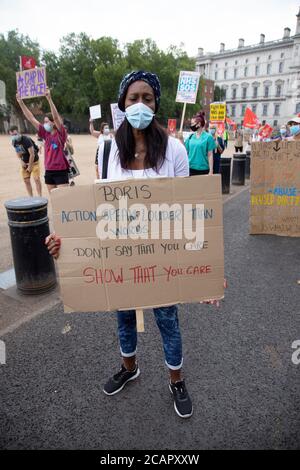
left=0, top=30, right=40, bottom=110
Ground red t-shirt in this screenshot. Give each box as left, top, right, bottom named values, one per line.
left=38, top=124, right=68, bottom=171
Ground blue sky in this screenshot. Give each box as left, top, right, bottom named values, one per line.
left=1, top=0, right=299, bottom=56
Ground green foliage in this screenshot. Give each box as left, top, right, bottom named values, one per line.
left=214, top=85, right=226, bottom=102
left=0, top=30, right=201, bottom=127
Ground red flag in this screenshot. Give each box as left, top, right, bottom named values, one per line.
left=167, top=119, right=177, bottom=134
left=258, top=124, right=273, bottom=139
left=21, top=56, right=36, bottom=70
left=243, top=107, right=260, bottom=129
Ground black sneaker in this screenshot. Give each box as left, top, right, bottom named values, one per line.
left=103, top=364, right=140, bottom=396
left=169, top=380, right=193, bottom=418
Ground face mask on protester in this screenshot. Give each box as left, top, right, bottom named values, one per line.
left=210, top=129, right=216, bottom=136
left=280, top=128, right=287, bottom=135
left=103, top=127, right=110, bottom=135
left=11, top=134, right=21, bottom=143
left=125, top=103, right=154, bottom=130
left=44, top=123, right=53, bottom=133
left=290, top=125, right=300, bottom=136
left=190, top=124, right=199, bottom=132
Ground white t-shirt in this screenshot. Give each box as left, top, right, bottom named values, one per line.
left=97, top=134, right=113, bottom=146
left=97, top=136, right=189, bottom=180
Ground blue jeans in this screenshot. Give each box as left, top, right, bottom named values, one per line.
left=117, top=305, right=183, bottom=370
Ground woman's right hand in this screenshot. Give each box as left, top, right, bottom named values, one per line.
left=45, top=233, right=61, bottom=259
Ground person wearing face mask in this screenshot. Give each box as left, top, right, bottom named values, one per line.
left=210, top=126, right=225, bottom=174
left=286, top=117, right=300, bottom=141
left=185, top=112, right=215, bottom=176
left=90, top=121, right=112, bottom=178
left=9, top=126, right=42, bottom=197
left=45, top=70, right=224, bottom=420
left=16, top=87, right=69, bottom=193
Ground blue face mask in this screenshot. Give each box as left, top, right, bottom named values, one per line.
left=11, top=134, right=21, bottom=143
left=210, top=129, right=216, bottom=136
left=280, top=128, right=286, bottom=135
left=125, top=103, right=154, bottom=130
left=290, top=125, right=300, bottom=136
left=44, top=123, right=53, bottom=133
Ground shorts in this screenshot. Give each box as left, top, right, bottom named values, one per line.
left=44, top=169, right=69, bottom=185
left=21, top=161, right=40, bottom=179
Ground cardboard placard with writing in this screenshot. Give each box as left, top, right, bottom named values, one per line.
left=16, top=66, right=47, bottom=99
left=210, top=102, right=226, bottom=122
left=250, top=141, right=300, bottom=237
left=51, top=176, right=225, bottom=312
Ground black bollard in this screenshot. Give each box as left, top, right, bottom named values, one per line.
left=232, top=153, right=246, bottom=185
left=5, top=197, right=56, bottom=294
left=220, top=157, right=232, bottom=194
left=245, top=150, right=251, bottom=179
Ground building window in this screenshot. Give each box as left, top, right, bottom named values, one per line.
left=274, top=104, right=280, bottom=116
left=279, top=62, right=283, bottom=73
left=241, top=105, right=246, bottom=116
left=225, top=62, right=228, bottom=66
left=242, top=87, right=247, bottom=99
left=264, top=86, right=270, bottom=98
left=235, top=60, right=238, bottom=65
left=253, top=86, right=258, bottom=98
left=204, top=97, right=207, bottom=105
left=205, top=86, right=207, bottom=92
left=215, top=71, right=218, bottom=80
left=244, top=67, right=248, bottom=77
left=245, top=59, right=248, bottom=63
left=276, top=85, right=282, bottom=97
left=268, top=55, right=272, bottom=60
left=273, top=120, right=278, bottom=127
left=263, top=104, right=268, bottom=116
left=232, top=88, right=237, bottom=99
left=231, top=105, right=236, bottom=117
left=296, top=103, right=300, bottom=113
left=252, top=104, right=257, bottom=113
left=234, top=68, right=238, bottom=79
left=256, top=57, right=260, bottom=61
left=222, top=89, right=227, bottom=99
left=224, top=70, right=227, bottom=79
left=281, top=53, right=284, bottom=58
left=215, top=63, right=218, bottom=68
left=267, top=64, right=272, bottom=75
left=255, top=65, right=260, bottom=76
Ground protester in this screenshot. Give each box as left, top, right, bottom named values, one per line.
left=234, top=125, right=244, bottom=152
left=90, top=121, right=112, bottom=178
left=286, top=117, right=300, bottom=141
left=223, top=128, right=229, bottom=149
left=210, top=126, right=224, bottom=174
left=279, top=125, right=288, bottom=140
left=16, top=87, right=69, bottom=193
left=62, top=125, right=77, bottom=186
left=46, top=70, right=223, bottom=419
left=185, top=112, right=215, bottom=176
left=9, top=125, right=42, bottom=197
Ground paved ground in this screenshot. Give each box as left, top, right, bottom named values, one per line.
left=0, top=188, right=299, bottom=450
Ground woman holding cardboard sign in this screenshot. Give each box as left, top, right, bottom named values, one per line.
left=46, top=71, right=221, bottom=419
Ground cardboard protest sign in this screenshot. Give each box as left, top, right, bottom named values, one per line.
left=89, top=105, right=102, bottom=120
left=210, top=103, right=226, bottom=122
left=110, top=103, right=125, bottom=130
left=51, top=176, right=224, bottom=312
left=16, top=66, right=47, bottom=99
left=176, top=71, right=200, bottom=104
left=250, top=141, right=300, bottom=237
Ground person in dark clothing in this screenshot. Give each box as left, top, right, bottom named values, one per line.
left=9, top=126, right=42, bottom=196
left=210, top=126, right=225, bottom=174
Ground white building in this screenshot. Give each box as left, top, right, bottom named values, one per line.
left=196, top=8, right=300, bottom=127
